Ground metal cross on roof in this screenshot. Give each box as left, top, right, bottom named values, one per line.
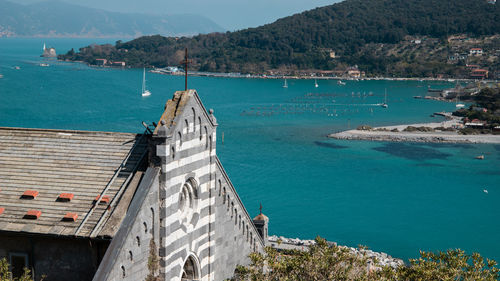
left=179, top=48, right=192, bottom=91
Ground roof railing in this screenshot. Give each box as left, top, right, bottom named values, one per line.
left=74, top=131, right=148, bottom=236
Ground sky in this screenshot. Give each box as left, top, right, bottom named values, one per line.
left=15, top=0, right=339, bottom=30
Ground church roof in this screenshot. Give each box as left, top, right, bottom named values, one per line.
left=0, top=127, right=148, bottom=238
left=153, top=90, right=217, bottom=136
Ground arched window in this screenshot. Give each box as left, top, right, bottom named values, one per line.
left=218, top=180, right=222, bottom=197
left=181, top=255, right=200, bottom=281
left=246, top=226, right=249, bottom=241
left=121, top=266, right=126, bottom=278
left=184, top=119, right=189, bottom=134
left=179, top=178, right=199, bottom=226
left=192, top=108, right=196, bottom=132
left=129, top=251, right=133, bottom=261
left=234, top=209, right=238, bottom=224
left=143, top=222, right=148, bottom=233
left=136, top=236, right=140, bottom=246
left=198, top=117, right=202, bottom=140
left=151, top=208, right=155, bottom=237
left=171, top=146, right=175, bottom=159
left=222, top=187, right=226, bottom=204
left=178, top=131, right=182, bottom=147
left=204, top=127, right=208, bottom=148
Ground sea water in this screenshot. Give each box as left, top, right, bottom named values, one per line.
left=1, top=38, right=499, bottom=262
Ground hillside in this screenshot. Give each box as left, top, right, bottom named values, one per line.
left=0, top=0, right=224, bottom=37
left=60, top=0, right=500, bottom=77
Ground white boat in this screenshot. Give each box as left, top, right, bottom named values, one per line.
left=337, top=80, right=346, bottom=86
left=141, top=68, right=151, bottom=97
left=14, top=66, right=20, bottom=70
left=283, top=79, right=288, bottom=88
left=483, top=189, right=488, bottom=194
left=39, top=63, right=49, bottom=67
left=314, top=79, right=319, bottom=88
left=0, top=74, right=3, bottom=79
left=381, top=88, right=388, bottom=108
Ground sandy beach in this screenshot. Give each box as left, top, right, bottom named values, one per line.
left=329, top=118, right=500, bottom=144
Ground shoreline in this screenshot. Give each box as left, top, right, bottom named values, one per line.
left=151, top=68, right=499, bottom=83
left=328, top=116, right=500, bottom=144
left=58, top=60, right=499, bottom=83
left=268, top=235, right=404, bottom=269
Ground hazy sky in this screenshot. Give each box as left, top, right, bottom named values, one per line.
left=16, top=0, right=339, bottom=30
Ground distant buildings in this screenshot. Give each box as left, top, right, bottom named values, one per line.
left=470, top=68, right=489, bottom=79
left=346, top=66, right=364, bottom=78
left=465, top=119, right=488, bottom=128
left=93, top=59, right=125, bottom=67
left=95, top=59, right=107, bottom=66
left=110, top=61, right=126, bottom=67
left=448, top=53, right=468, bottom=62
left=469, top=48, right=483, bottom=56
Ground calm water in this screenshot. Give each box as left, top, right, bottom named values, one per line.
left=1, top=38, right=499, bottom=262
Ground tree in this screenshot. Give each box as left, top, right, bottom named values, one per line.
left=234, top=237, right=381, bottom=281
left=0, top=258, right=32, bottom=281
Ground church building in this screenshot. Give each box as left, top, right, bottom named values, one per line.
left=0, top=89, right=269, bottom=281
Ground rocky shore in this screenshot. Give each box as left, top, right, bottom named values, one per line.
left=268, top=235, right=404, bottom=269
left=329, top=118, right=500, bottom=144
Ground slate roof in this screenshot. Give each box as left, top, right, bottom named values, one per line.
left=0, top=127, right=148, bottom=238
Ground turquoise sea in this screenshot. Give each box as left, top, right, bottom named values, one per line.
left=1, top=38, right=499, bottom=262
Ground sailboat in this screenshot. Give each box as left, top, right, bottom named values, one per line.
left=141, top=68, right=151, bottom=97
left=283, top=79, right=288, bottom=88
left=381, top=89, right=388, bottom=108
left=455, top=95, right=465, bottom=108
left=314, top=79, right=319, bottom=88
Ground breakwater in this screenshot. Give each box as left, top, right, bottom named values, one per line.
left=330, top=130, right=500, bottom=144
left=329, top=118, right=500, bottom=144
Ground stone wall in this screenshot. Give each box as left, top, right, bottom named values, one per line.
left=92, top=167, right=160, bottom=281
left=0, top=233, right=107, bottom=281
left=211, top=159, right=264, bottom=280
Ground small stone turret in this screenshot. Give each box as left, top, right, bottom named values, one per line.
left=253, top=204, right=269, bottom=244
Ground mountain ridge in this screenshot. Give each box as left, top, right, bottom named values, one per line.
left=0, top=0, right=225, bottom=37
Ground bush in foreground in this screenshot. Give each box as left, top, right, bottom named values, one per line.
left=233, top=237, right=500, bottom=281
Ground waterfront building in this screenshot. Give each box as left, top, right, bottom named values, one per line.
left=469, top=48, right=483, bottom=56
left=0, top=90, right=268, bottom=281
left=95, top=59, right=108, bottom=66
left=470, top=68, right=489, bottom=79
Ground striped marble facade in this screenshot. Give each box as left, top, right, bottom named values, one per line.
left=153, top=90, right=264, bottom=280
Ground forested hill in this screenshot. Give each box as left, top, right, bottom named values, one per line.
left=61, top=0, right=500, bottom=76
